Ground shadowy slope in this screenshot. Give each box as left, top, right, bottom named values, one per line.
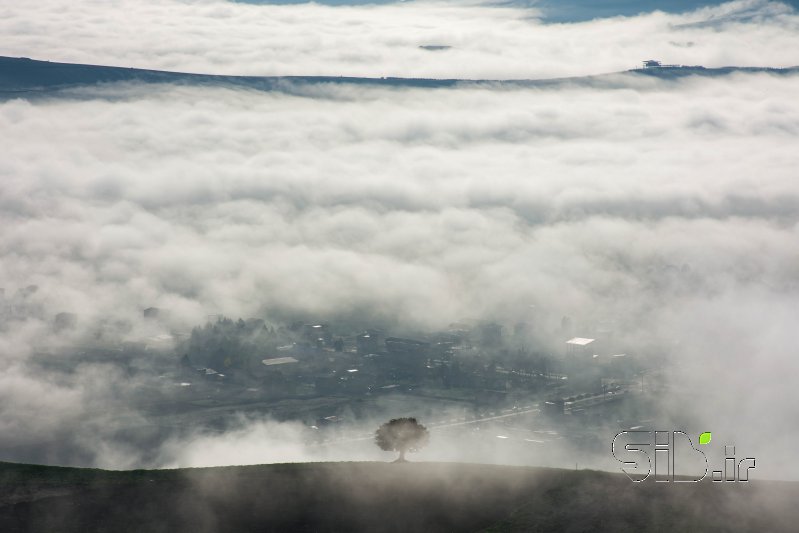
left=1, top=461, right=798, bottom=532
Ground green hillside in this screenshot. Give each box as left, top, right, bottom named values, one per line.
left=1, top=461, right=798, bottom=532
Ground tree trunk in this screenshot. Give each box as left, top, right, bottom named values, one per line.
left=394, top=449, right=407, bottom=463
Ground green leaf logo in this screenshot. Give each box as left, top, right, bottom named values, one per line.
left=699, top=432, right=712, bottom=445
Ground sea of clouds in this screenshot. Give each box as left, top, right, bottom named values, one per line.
left=0, top=0, right=798, bottom=478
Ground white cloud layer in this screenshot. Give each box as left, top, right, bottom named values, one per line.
left=2, top=72, right=798, bottom=476
left=0, top=0, right=797, bottom=78
left=2, top=75, right=797, bottom=328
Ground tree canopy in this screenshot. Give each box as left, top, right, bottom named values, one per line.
left=374, top=417, right=429, bottom=462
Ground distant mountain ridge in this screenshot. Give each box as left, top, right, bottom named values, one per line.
left=1, top=56, right=798, bottom=96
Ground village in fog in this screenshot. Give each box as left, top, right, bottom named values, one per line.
left=3, top=279, right=675, bottom=469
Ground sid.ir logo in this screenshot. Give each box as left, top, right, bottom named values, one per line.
left=612, top=431, right=756, bottom=482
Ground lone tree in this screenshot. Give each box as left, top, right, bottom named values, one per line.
left=374, top=417, right=430, bottom=462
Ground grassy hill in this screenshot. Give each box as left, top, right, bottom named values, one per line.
left=2, top=461, right=799, bottom=532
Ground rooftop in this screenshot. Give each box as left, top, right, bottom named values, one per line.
left=262, top=356, right=299, bottom=366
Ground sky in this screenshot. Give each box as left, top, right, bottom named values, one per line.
left=1, top=0, right=798, bottom=479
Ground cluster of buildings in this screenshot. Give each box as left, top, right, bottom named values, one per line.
left=640, top=59, right=705, bottom=70
left=172, top=313, right=643, bottom=420
left=2, top=281, right=649, bottom=424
